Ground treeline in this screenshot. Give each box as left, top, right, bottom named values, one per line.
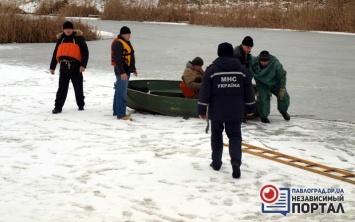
left=0, top=0, right=354, bottom=43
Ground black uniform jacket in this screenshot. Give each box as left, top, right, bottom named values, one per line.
left=197, top=56, right=256, bottom=123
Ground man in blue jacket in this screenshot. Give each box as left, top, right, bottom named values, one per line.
left=198, top=42, right=256, bottom=179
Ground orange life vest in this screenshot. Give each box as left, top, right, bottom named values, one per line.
left=111, top=38, right=132, bottom=66
left=56, top=38, right=82, bottom=62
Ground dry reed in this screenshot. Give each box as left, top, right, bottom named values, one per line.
left=0, top=13, right=100, bottom=43
left=101, top=0, right=355, bottom=33
left=34, top=0, right=100, bottom=17
left=1, top=0, right=354, bottom=44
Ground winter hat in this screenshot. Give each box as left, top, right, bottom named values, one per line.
left=63, top=21, right=74, bottom=30
left=259, top=50, right=270, bottom=61
left=120, top=26, right=131, bottom=35
left=191, top=57, right=204, bottom=66
left=242, top=36, right=254, bottom=47
left=217, top=42, right=234, bottom=57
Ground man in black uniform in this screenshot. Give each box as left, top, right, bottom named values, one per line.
left=198, top=42, right=256, bottom=179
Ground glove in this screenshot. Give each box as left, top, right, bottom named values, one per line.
left=279, top=88, right=286, bottom=100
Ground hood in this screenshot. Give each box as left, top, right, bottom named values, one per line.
left=56, top=30, right=83, bottom=39
left=251, top=55, right=276, bottom=74
left=185, top=61, right=193, bottom=69
left=213, top=57, right=242, bottom=71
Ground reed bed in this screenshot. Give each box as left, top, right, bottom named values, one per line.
left=0, top=0, right=100, bottom=43
left=0, top=14, right=100, bottom=43
left=34, top=0, right=100, bottom=17
left=101, top=0, right=355, bottom=33
left=0, top=0, right=354, bottom=43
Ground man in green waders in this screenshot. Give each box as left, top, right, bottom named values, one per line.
left=249, top=51, right=290, bottom=123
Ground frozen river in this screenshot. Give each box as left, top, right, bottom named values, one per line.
left=1, top=19, right=355, bottom=222
left=1, top=19, right=355, bottom=123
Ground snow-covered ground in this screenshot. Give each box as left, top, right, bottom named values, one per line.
left=0, top=20, right=354, bottom=221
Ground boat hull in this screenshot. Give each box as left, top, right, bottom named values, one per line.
left=126, top=79, right=258, bottom=118
left=127, top=80, right=198, bottom=118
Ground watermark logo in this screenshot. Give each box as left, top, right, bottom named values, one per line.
left=260, top=184, right=345, bottom=216
left=260, top=184, right=290, bottom=216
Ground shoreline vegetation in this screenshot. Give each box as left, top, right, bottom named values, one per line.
left=0, top=0, right=354, bottom=43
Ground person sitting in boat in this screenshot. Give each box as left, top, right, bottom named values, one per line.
left=180, top=57, right=205, bottom=99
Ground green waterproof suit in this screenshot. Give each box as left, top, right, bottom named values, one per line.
left=249, top=55, right=290, bottom=118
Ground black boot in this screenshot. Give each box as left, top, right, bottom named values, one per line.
left=78, top=107, right=84, bottom=111
left=281, top=111, right=290, bottom=121
left=231, top=159, right=241, bottom=178
left=52, top=108, right=62, bottom=114
left=210, top=162, right=222, bottom=171
left=261, top=117, right=270, bottom=123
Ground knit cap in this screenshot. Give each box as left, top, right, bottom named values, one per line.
left=218, top=42, right=234, bottom=57
left=120, top=26, right=131, bottom=35
left=63, top=21, right=74, bottom=30
left=191, top=57, right=204, bottom=66
left=242, top=36, right=254, bottom=47
left=259, top=50, right=270, bottom=61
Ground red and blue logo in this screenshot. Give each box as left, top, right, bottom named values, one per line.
left=260, top=184, right=291, bottom=216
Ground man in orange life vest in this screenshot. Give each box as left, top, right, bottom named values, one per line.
left=111, top=26, right=138, bottom=120
left=50, top=21, right=89, bottom=114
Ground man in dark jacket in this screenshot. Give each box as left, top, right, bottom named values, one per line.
left=111, top=26, right=138, bottom=120
left=234, top=36, right=254, bottom=124
left=50, top=21, right=89, bottom=114
left=233, top=36, right=254, bottom=69
left=198, top=42, right=256, bottom=179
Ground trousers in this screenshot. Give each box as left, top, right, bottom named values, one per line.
left=54, top=61, right=85, bottom=109
left=210, top=120, right=243, bottom=166
left=113, top=70, right=130, bottom=118
left=256, top=83, right=290, bottom=118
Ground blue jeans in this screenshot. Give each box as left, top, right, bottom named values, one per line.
left=113, top=74, right=130, bottom=118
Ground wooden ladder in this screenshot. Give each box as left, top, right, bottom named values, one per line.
left=224, top=142, right=355, bottom=185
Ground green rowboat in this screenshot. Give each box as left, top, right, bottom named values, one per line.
left=127, top=79, right=258, bottom=118
left=127, top=79, right=197, bottom=118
